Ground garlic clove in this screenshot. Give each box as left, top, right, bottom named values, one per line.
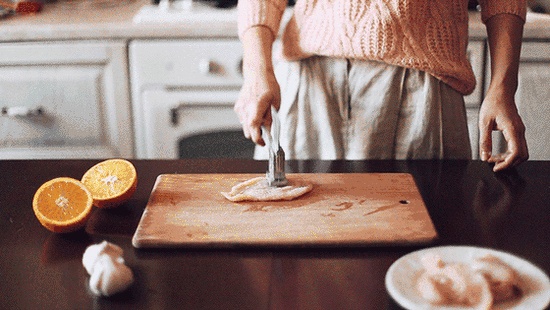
left=82, top=240, right=124, bottom=275
left=88, top=254, right=134, bottom=297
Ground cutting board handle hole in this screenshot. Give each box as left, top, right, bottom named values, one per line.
left=399, top=200, right=410, bottom=204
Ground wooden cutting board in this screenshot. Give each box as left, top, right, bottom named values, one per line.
left=132, top=173, right=438, bottom=248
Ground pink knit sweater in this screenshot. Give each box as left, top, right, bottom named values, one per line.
left=238, top=0, right=526, bottom=95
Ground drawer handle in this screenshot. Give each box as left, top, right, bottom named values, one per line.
left=1, top=106, right=44, bottom=118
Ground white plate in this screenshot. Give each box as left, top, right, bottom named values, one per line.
left=385, top=246, right=550, bottom=310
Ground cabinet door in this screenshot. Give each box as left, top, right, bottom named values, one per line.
left=0, top=41, right=133, bottom=159
left=484, top=41, right=550, bottom=160
left=515, top=42, right=550, bottom=160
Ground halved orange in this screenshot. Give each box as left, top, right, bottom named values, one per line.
left=33, top=177, right=94, bottom=233
left=81, top=159, right=137, bottom=208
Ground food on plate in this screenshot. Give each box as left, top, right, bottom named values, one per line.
left=417, top=253, right=493, bottom=308
left=32, top=177, right=94, bottom=233
left=416, top=253, right=521, bottom=309
left=83, top=241, right=134, bottom=297
left=221, top=176, right=313, bottom=202
left=471, top=254, right=521, bottom=302
left=81, top=159, right=137, bottom=208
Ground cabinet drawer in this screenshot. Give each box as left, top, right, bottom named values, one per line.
left=0, top=41, right=133, bottom=159
left=130, top=40, right=243, bottom=87
left=1, top=66, right=104, bottom=149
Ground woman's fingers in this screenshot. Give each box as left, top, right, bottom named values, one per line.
left=479, top=119, right=494, bottom=162
left=234, top=94, right=272, bottom=146
left=490, top=127, right=529, bottom=172
left=234, top=66, right=280, bottom=146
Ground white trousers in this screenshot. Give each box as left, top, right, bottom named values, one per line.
left=255, top=56, right=471, bottom=160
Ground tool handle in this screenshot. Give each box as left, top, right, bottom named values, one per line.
left=271, top=106, right=281, bottom=151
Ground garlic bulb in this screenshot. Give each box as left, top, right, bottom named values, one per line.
left=88, top=254, right=134, bottom=297
left=82, top=241, right=133, bottom=297
left=82, top=240, right=124, bottom=275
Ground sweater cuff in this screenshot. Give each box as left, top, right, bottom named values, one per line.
left=238, top=0, right=286, bottom=40
left=480, top=0, right=527, bottom=24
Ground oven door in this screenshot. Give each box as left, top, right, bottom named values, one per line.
left=141, top=88, right=254, bottom=159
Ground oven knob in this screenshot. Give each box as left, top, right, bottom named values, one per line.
left=198, top=58, right=220, bottom=75
left=237, top=58, right=243, bottom=76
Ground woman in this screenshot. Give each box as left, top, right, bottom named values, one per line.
left=234, top=0, right=529, bottom=172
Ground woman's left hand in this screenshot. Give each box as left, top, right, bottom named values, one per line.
left=481, top=13, right=529, bottom=172
left=478, top=90, right=529, bottom=172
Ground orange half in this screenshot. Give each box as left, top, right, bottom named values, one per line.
left=33, top=177, right=94, bottom=233
left=81, top=159, right=137, bottom=208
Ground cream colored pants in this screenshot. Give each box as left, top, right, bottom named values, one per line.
left=255, top=56, right=471, bottom=160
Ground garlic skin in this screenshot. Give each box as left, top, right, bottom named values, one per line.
left=82, top=240, right=124, bottom=275
left=82, top=241, right=133, bottom=297
left=88, top=255, right=134, bottom=297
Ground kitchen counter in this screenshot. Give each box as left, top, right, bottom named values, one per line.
left=1, top=159, right=549, bottom=309
left=1, top=0, right=550, bottom=42
left=0, top=0, right=239, bottom=41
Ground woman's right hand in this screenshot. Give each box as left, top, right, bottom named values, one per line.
left=235, top=64, right=280, bottom=146
left=234, top=26, right=280, bottom=146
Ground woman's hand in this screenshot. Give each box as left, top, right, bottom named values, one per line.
left=481, top=13, right=529, bottom=172
left=235, top=26, right=280, bottom=146
left=235, top=65, right=280, bottom=146
left=479, top=90, right=528, bottom=172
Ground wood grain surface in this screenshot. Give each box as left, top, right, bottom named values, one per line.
left=132, top=173, right=438, bottom=248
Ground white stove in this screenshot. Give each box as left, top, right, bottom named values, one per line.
left=129, top=36, right=252, bottom=159
left=132, top=0, right=237, bottom=24
left=129, top=0, right=292, bottom=159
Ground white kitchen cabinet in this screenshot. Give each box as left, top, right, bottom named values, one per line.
left=484, top=41, right=550, bottom=160
left=465, top=40, right=486, bottom=159
left=515, top=42, right=550, bottom=160
left=0, top=41, right=133, bottom=159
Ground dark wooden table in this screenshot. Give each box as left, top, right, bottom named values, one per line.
left=1, top=159, right=549, bottom=310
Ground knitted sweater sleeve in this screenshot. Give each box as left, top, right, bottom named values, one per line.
left=237, top=0, right=287, bottom=40
left=478, top=0, right=527, bottom=23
